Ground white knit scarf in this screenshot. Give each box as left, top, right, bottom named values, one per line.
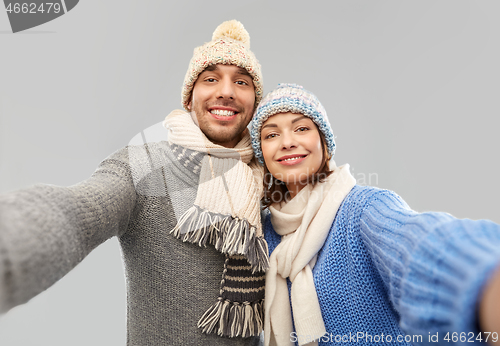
left=163, top=110, right=269, bottom=338
left=265, top=163, right=356, bottom=346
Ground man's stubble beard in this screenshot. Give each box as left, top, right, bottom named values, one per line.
left=192, top=101, right=250, bottom=147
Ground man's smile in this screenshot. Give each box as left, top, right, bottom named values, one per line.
left=208, top=106, right=239, bottom=121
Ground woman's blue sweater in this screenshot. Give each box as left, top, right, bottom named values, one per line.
left=264, top=185, right=500, bottom=345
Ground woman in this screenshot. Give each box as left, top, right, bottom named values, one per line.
left=250, top=84, right=500, bottom=346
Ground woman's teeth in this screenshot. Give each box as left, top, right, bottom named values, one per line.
left=282, top=156, right=305, bottom=161
left=211, top=109, right=235, bottom=116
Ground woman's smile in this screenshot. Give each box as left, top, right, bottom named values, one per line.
left=276, top=154, right=308, bottom=165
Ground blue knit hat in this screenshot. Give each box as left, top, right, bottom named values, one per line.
left=250, top=83, right=336, bottom=165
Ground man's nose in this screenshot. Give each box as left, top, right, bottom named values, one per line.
left=216, top=78, right=235, bottom=99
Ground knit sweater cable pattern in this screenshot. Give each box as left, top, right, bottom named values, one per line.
left=264, top=185, right=500, bottom=345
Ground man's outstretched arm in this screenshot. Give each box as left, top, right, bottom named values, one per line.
left=0, top=148, right=137, bottom=312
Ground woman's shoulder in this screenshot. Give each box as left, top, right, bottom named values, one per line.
left=345, top=184, right=404, bottom=202
left=342, top=185, right=411, bottom=214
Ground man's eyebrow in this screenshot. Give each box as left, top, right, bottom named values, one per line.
left=204, top=65, right=218, bottom=72
left=236, top=67, right=252, bottom=78
left=199, top=65, right=252, bottom=79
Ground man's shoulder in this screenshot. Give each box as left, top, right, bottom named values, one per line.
left=98, top=141, right=173, bottom=177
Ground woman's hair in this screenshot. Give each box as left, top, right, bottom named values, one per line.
left=261, top=129, right=334, bottom=208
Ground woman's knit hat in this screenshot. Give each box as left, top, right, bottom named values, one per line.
left=181, top=20, right=264, bottom=111
left=250, top=83, right=336, bottom=165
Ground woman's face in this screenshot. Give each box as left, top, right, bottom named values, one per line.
left=260, top=112, right=323, bottom=197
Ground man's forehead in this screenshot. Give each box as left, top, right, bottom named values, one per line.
left=202, top=64, right=251, bottom=77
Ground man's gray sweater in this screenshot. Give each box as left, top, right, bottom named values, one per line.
left=0, top=141, right=261, bottom=345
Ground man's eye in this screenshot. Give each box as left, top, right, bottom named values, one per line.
left=206, top=78, right=217, bottom=82
left=236, top=80, right=248, bottom=85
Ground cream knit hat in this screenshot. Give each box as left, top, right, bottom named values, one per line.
left=181, top=20, right=263, bottom=111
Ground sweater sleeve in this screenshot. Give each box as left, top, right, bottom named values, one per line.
left=0, top=147, right=137, bottom=313
left=358, top=188, right=500, bottom=342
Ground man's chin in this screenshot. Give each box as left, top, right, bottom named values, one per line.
left=205, top=131, right=242, bottom=147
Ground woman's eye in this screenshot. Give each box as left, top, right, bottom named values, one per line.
left=264, top=133, right=277, bottom=139
left=296, top=127, right=309, bottom=132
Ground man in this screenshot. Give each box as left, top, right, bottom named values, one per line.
left=0, top=20, right=266, bottom=345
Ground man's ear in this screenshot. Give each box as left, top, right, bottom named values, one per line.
left=187, top=94, right=192, bottom=111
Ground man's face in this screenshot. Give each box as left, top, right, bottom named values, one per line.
left=187, top=64, right=255, bottom=148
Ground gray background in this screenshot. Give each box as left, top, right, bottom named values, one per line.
left=1, top=0, right=499, bottom=345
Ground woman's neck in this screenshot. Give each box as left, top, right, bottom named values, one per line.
left=285, top=182, right=307, bottom=199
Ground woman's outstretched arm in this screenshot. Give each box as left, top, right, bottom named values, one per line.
left=479, top=265, right=500, bottom=345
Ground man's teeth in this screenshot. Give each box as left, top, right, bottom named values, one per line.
left=211, top=109, right=235, bottom=116
left=282, top=156, right=304, bottom=161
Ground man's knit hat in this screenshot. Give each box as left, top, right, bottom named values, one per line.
left=251, top=83, right=336, bottom=165
left=181, top=20, right=263, bottom=111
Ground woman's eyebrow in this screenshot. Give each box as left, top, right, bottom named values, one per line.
left=262, top=123, right=277, bottom=130
left=291, top=115, right=307, bottom=124
left=262, top=116, right=308, bottom=130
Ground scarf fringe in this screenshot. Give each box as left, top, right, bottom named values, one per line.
left=171, top=205, right=269, bottom=273
left=197, top=298, right=264, bottom=338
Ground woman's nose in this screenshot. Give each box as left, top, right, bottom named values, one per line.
left=280, top=132, right=297, bottom=149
